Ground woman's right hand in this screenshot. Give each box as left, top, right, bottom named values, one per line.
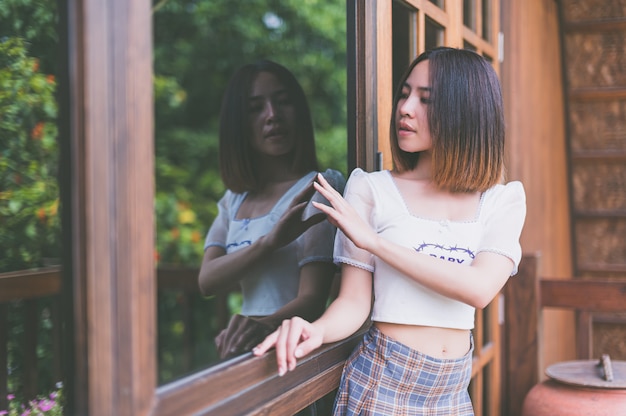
left=253, top=316, right=324, bottom=376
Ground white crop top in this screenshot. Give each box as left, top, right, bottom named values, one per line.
left=334, top=168, right=526, bottom=330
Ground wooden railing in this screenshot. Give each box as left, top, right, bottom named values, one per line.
left=0, top=265, right=226, bottom=411
left=0, top=266, right=63, bottom=410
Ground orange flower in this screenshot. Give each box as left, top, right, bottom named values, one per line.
left=31, top=122, right=45, bottom=139
left=37, top=207, right=46, bottom=222
left=46, top=74, right=55, bottom=84
left=171, top=227, right=180, bottom=240
left=32, top=59, right=39, bottom=72
left=191, top=230, right=201, bottom=244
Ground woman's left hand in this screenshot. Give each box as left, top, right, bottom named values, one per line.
left=312, top=173, right=378, bottom=252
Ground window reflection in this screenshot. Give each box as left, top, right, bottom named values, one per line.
left=153, top=0, right=347, bottom=385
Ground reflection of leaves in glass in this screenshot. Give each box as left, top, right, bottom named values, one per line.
left=0, top=37, right=59, bottom=272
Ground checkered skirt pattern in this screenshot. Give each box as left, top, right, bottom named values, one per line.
left=333, top=326, right=474, bottom=416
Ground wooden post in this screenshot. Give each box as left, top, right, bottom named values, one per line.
left=502, top=253, right=541, bottom=416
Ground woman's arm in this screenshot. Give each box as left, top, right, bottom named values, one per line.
left=198, top=181, right=326, bottom=295
left=256, top=261, right=335, bottom=327
left=253, top=265, right=372, bottom=375
left=368, top=243, right=513, bottom=308
left=214, top=262, right=336, bottom=359
left=311, top=173, right=517, bottom=309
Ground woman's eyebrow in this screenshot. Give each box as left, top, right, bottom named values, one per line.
left=401, top=82, right=431, bottom=92
left=248, top=88, right=289, bottom=101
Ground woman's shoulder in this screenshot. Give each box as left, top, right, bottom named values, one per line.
left=342, top=168, right=393, bottom=201
left=346, top=167, right=390, bottom=183
left=486, top=180, right=525, bottom=200
left=481, top=181, right=526, bottom=215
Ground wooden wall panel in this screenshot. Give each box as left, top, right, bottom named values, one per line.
left=560, top=0, right=626, bottom=21
left=572, top=163, right=626, bottom=211
left=501, top=0, right=575, bottom=375
left=564, top=32, right=626, bottom=88
left=569, top=100, right=626, bottom=152
left=575, top=220, right=626, bottom=266
left=593, top=317, right=626, bottom=360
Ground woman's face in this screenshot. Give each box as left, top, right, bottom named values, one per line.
left=247, top=71, right=297, bottom=158
left=395, top=60, right=432, bottom=153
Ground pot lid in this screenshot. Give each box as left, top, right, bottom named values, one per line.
left=546, top=355, right=626, bottom=389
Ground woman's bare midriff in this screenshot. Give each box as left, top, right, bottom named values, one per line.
left=374, top=321, right=471, bottom=359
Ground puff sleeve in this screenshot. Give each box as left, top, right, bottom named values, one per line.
left=333, top=168, right=376, bottom=272
left=203, top=191, right=232, bottom=251
left=478, top=181, right=527, bottom=275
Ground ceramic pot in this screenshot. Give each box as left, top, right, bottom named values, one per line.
left=521, top=355, right=626, bottom=416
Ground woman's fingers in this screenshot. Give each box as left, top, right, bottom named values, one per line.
left=252, top=318, right=319, bottom=376
left=284, top=317, right=308, bottom=371
left=252, top=329, right=279, bottom=356
left=315, top=173, right=342, bottom=202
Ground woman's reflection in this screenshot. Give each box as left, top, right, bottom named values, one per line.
left=198, top=60, right=345, bottom=359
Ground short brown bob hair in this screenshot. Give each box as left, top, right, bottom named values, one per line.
left=390, top=47, right=505, bottom=193
left=218, top=59, right=319, bottom=193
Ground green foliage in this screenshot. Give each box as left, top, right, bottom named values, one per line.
left=0, top=36, right=60, bottom=272
left=0, top=0, right=59, bottom=74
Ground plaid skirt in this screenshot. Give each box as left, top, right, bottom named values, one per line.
left=333, top=325, right=474, bottom=416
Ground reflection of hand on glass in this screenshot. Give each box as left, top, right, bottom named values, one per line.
left=198, top=59, right=346, bottom=360
left=215, top=314, right=275, bottom=359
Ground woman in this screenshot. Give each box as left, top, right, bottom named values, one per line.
left=199, top=59, right=345, bottom=360
left=254, top=47, right=526, bottom=415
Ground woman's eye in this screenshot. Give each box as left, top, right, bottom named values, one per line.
left=420, top=97, right=432, bottom=104
left=248, top=103, right=263, bottom=113
left=276, top=94, right=292, bottom=106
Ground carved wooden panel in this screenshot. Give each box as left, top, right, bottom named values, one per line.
left=572, top=162, right=626, bottom=211
left=564, top=31, right=626, bottom=89
left=560, top=0, right=626, bottom=21
left=592, top=314, right=626, bottom=361
left=568, top=100, right=626, bottom=152
left=574, top=219, right=626, bottom=266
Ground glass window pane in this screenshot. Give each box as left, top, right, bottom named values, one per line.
left=153, top=0, right=347, bottom=385
left=482, top=0, right=493, bottom=42
left=425, top=17, right=445, bottom=51
left=463, top=41, right=478, bottom=52
left=463, top=0, right=476, bottom=31
left=393, top=0, right=415, bottom=92
left=429, top=0, right=445, bottom=8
